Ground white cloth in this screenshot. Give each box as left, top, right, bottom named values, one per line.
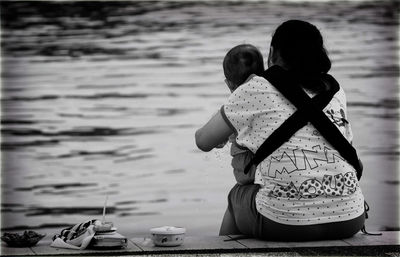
left=221, top=74, right=364, bottom=225
left=51, top=225, right=95, bottom=250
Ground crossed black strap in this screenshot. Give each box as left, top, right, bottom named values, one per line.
left=243, top=65, right=363, bottom=180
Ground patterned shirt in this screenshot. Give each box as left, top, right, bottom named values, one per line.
left=221, top=74, right=364, bottom=225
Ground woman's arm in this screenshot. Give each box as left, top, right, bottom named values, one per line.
left=195, top=110, right=233, bottom=152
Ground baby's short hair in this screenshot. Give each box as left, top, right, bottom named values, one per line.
left=223, top=44, right=264, bottom=89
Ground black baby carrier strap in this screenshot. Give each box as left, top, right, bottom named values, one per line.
left=244, top=65, right=363, bottom=180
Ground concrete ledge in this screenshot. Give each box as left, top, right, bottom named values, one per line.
left=1, top=231, right=399, bottom=256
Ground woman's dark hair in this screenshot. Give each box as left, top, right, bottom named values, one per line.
left=223, top=44, right=264, bottom=89
left=271, top=20, right=331, bottom=84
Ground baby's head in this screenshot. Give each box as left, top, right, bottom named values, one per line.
left=223, top=44, right=264, bottom=92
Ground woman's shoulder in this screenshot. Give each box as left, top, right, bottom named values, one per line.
left=237, top=74, right=276, bottom=94
left=247, top=74, right=270, bottom=85
left=332, top=84, right=347, bottom=105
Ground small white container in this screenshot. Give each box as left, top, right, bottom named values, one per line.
left=150, top=226, right=186, bottom=247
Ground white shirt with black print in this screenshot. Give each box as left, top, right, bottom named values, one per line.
left=221, top=74, right=364, bottom=225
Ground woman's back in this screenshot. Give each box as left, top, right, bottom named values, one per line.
left=222, top=74, right=364, bottom=225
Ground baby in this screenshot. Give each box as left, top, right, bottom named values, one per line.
left=222, top=44, right=265, bottom=184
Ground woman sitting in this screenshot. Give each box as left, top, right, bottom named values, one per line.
left=195, top=20, right=365, bottom=241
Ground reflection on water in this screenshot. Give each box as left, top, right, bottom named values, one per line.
left=1, top=1, right=399, bottom=236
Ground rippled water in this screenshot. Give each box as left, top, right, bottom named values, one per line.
left=1, top=1, right=399, bottom=237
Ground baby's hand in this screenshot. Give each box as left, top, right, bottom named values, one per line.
left=215, top=140, right=228, bottom=149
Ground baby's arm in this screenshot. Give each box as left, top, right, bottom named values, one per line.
left=195, top=110, right=233, bottom=152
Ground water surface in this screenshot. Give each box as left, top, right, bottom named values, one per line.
left=1, top=1, right=399, bottom=237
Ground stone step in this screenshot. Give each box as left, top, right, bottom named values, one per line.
left=1, top=231, right=399, bottom=256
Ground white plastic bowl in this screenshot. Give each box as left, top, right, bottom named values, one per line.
left=150, top=226, right=186, bottom=247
